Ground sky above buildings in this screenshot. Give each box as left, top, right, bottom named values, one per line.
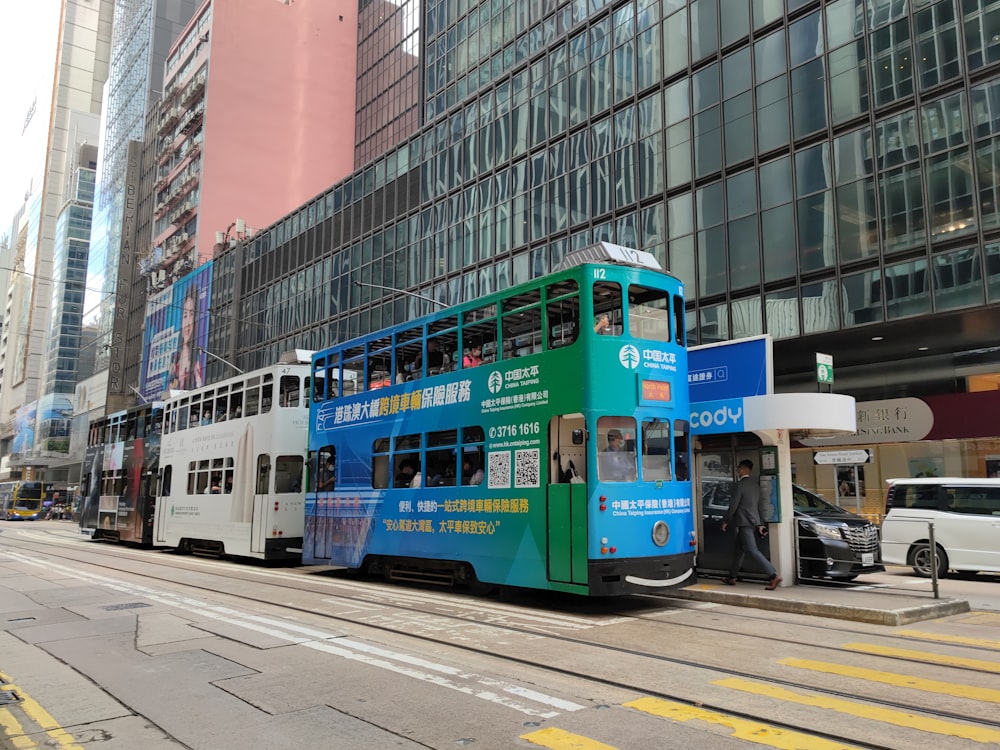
left=0, top=0, right=61, bottom=236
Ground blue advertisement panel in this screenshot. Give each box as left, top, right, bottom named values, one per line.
left=12, top=401, right=37, bottom=455
left=688, top=335, right=771, bottom=402
left=140, top=263, right=212, bottom=401
left=689, top=398, right=746, bottom=434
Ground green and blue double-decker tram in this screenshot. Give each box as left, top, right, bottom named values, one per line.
left=306, top=243, right=695, bottom=595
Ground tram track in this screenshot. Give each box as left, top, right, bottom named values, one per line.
left=3, top=527, right=997, bottom=749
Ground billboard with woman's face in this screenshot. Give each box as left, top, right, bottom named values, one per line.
left=139, top=263, right=212, bottom=401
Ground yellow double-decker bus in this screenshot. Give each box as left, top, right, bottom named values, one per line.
left=0, top=481, right=46, bottom=520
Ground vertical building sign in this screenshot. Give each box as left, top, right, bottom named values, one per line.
left=108, top=141, right=142, bottom=395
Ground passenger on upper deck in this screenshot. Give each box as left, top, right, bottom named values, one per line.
left=594, top=313, right=611, bottom=334
left=463, top=342, right=483, bottom=368
left=462, top=457, right=484, bottom=486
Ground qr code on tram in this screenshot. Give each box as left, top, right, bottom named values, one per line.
left=514, top=448, right=540, bottom=488
left=488, top=451, right=511, bottom=488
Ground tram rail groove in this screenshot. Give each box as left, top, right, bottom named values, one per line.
left=2, top=529, right=996, bottom=748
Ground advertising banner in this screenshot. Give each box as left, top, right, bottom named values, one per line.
left=139, top=263, right=212, bottom=401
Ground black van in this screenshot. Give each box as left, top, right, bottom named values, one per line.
left=700, top=482, right=884, bottom=581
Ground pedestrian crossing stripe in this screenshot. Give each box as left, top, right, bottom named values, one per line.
left=624, top=696, right=862, bottom=750
left=897, top=630, right=1000, bottom=651
left=842, top=642, right=1000, bottom=673
left=780, top=658, right=1000, bottom=704
left=521, top=727, right=618, bottom=749
left=716, top=677, right=1000, bottom=745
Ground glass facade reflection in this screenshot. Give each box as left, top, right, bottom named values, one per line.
left=212, top=0, right=1000, bottom=387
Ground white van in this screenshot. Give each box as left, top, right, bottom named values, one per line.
left=881, top=477, right=1000, bottom=577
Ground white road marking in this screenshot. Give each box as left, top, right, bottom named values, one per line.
left=1, top=550, right=586, bottom=717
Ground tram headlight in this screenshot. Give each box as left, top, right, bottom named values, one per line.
left=651, top=520, right=670, bottom=547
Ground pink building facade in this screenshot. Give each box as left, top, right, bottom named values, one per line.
left=151, top=0, right=358, bottom=278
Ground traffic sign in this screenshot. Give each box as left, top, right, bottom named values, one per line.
left=816, top=352, right=834, bottom=385
left=814, top=449, right=871, bottom=465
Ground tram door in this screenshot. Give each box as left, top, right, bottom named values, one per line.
left=252, top=454, right=270, bottom=553
left=546, top=416, right=588, bottom=585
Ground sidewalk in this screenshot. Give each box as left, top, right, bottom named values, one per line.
left=666, top=576, right=970, bottom=625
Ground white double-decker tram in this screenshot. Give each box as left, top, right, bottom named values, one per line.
left=153, top=351, right=313, bottom=560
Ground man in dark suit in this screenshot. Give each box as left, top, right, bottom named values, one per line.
left=721, top=459, right=782, bottom=590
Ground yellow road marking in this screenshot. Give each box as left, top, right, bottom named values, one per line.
left=842, top=642, right=1000, bottom=673
left=625, top=696, right=862, bottom=750
left=0, top=704, right=37, bottom=749
left=0, top=674, right=83, bottom=750
left=717, top=677, right=1000, bottom=745
left=520, top=727, right=618, bottom=749
left=897, top=630, right=1000, bottom=651
left=780, top=658, right=1000, bottom=704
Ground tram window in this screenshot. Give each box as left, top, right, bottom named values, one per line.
left=502, top=305, right=543, bottom=358
left=245, top=378, right=260, bottom=417
left=628, top=285, right=670, bottom=341
left=427, top=429, right=458, bottom=486
left=178, top=402, right=190, bottom=431
left=673, top=419, right=690, bottom=480
left=673, top=294, right=686, bottom=346
left=463, top=305, right=497, bottom=363
left=641, top=419, right=672, bottom=481
left=125, top=416, right=138, bottom=440
left=161, top=466, right=172, bottom=497
left=372, top=438, right=390, bottom=489
left=397, top=328, right=423, bottom=380
left=546, top=288, right=580, bottom=349
left=394, top=452, right=420, bottom=487
left=344, top=344, right=366, bottom=391
left=593, top=281, right=623, bottom=335
left=151, top=410, right=163, bottom=435
left=274, top=456, right=304, bottom=493
left=256, top=455, right=271, bottom=494
left=261, top=377, right=273, bottom=413
left=316, top=446, right=336, bottom=492
left=280, top=375, right=301, bottom=407
left=597, top=417, right=637, bottom=482
left=230, top=389, right=243, bottom=419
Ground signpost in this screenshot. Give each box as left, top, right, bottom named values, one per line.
left=813, top=449, right=871, bottom=465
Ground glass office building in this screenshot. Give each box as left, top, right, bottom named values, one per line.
left=208, top=0, right=1000, bottom=495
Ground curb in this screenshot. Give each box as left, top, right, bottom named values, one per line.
left=663, top=588, right=971, bottom=626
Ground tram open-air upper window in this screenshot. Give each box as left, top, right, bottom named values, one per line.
left=597, top=417, right=638, bottom=482
left=593, top=282, right=623, bottom=335
left=463, top=305, right=497, bottom=364
left=628, top=285, right=671, bottom=341
left=502, top=288, right=543, bottom=358
left=424, top=315, right=457, bottom=376
left=641, top=419, right=672, bottom=481
left=343, top=344, right=366, bottom=394
left=546, top=279, right=580, bottom=348
left=396, top=328, right=423, bottom=381
left=369, top=335, right=393, bottom=389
